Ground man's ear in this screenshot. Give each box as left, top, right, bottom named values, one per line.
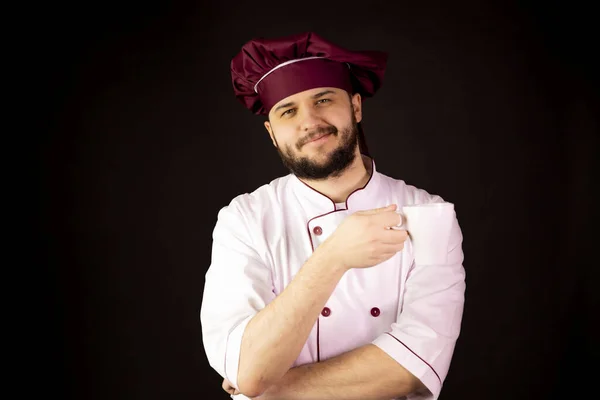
left=264, top=120, right=277, bottom=147
left=351, top=93, right=363, bottom=123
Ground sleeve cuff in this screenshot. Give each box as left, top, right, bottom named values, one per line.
left=372, top=333, right=442, bottom=399
left=224, top=315, right=254, bottom=389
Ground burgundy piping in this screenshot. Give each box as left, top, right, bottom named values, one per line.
left=301, top=158, right=376, bottom=363
left=316, top=319, right=320, bottom=362
left=384, top=332, right=442, bottom=384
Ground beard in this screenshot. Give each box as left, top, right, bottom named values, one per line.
left=274, top=112, right=359, bottom=181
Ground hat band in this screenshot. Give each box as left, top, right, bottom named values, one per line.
left=253, top=56, right=325, bottom=93
left=257, top=58, right=354, bottom=114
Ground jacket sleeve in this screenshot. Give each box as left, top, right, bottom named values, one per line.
left=372, top=206, right=466, bottom=399
left=200, top=202, right=275, bottom=389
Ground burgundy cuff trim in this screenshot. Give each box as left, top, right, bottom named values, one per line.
left=385, top=332, right=441, bottom=384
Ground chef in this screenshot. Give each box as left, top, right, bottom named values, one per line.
left=200, top=32, right=466, bottom=400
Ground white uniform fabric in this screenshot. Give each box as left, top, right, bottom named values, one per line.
left=200, top=159, right=466, bottom=399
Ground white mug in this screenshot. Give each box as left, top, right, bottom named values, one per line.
left=395, top=202, right=455, bottom=265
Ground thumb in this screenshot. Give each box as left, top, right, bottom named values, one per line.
left=361, top=204, right=397, bottom=215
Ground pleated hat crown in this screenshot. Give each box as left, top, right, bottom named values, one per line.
left=230, top=32, right=388, bottom=115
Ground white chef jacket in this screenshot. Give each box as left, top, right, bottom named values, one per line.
left=200, top=159, right=466, bottom=400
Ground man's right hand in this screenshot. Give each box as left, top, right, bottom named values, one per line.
left=320, top=204, right=409, bottom=270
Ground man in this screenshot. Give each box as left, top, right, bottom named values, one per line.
left=200, top=32, right=465, bottom=400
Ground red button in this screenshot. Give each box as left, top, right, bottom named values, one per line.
left=370, top=307, right=380, bottom=317
left=313, top=226, right=323, bottom=236
left=321, top=307, right=331, bottom=317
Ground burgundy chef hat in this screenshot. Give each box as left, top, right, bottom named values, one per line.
left=231, top=32, right=388, bottom=116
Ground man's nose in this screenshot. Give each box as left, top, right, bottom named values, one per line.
left=298, top=106, right=322, bottom=132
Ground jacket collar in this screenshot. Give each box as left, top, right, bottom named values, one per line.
left=290, top=156, right=382, bottom=214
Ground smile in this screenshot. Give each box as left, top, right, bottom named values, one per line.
left=306, top=133, right=332, bottom=145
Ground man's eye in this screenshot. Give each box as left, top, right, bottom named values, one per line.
left=316, top=99, right=331, bottom=104
left=281, top=109, right=296, bottom=117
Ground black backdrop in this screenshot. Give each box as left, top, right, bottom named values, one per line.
left=36, top=1, right=598, bottom=399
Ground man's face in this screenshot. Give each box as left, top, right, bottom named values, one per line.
left=265, top=87, right=363, bottom=180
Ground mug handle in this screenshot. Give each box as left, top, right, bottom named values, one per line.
left=391, top=211, right=407, bottom=231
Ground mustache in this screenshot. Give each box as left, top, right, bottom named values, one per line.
left=297, top=126, right=338, bottom=148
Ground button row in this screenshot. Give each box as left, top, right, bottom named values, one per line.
left=321, top=307, right=381, bottom=317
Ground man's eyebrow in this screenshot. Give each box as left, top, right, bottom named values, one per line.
left=273, top=90, right=337, bottom=114
left=274, top=101, right=295, bottom=113
left=312, top=90, right=336, bottom=99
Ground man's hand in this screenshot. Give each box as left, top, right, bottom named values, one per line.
left=222, top=378, right=240, bottom=396
left=319, top=204, right=408, bottom=270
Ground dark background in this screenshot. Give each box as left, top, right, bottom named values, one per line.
left=35, top=0, right=597, bottom=399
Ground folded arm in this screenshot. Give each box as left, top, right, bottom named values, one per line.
left=252, top=344, right=426, bottom=400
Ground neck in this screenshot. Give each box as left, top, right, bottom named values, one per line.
left=299, top=153, right=372, bottom=203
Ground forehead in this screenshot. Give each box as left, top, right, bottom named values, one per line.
left=270, top=87, right=344, bottom=109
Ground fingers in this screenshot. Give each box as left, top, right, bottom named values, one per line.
left=396, top=213, right=404, bottom=227
left=374, top=245, right=406, bottom=264
left=357, top=205, right=403, bottom=228
left=372, top=210, right=402, bottom=228
left=381, top=228, right=409, bottom=245
left=383, top=239, right=407, bottom=254
left=222, top=379, right=237, bottom=395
